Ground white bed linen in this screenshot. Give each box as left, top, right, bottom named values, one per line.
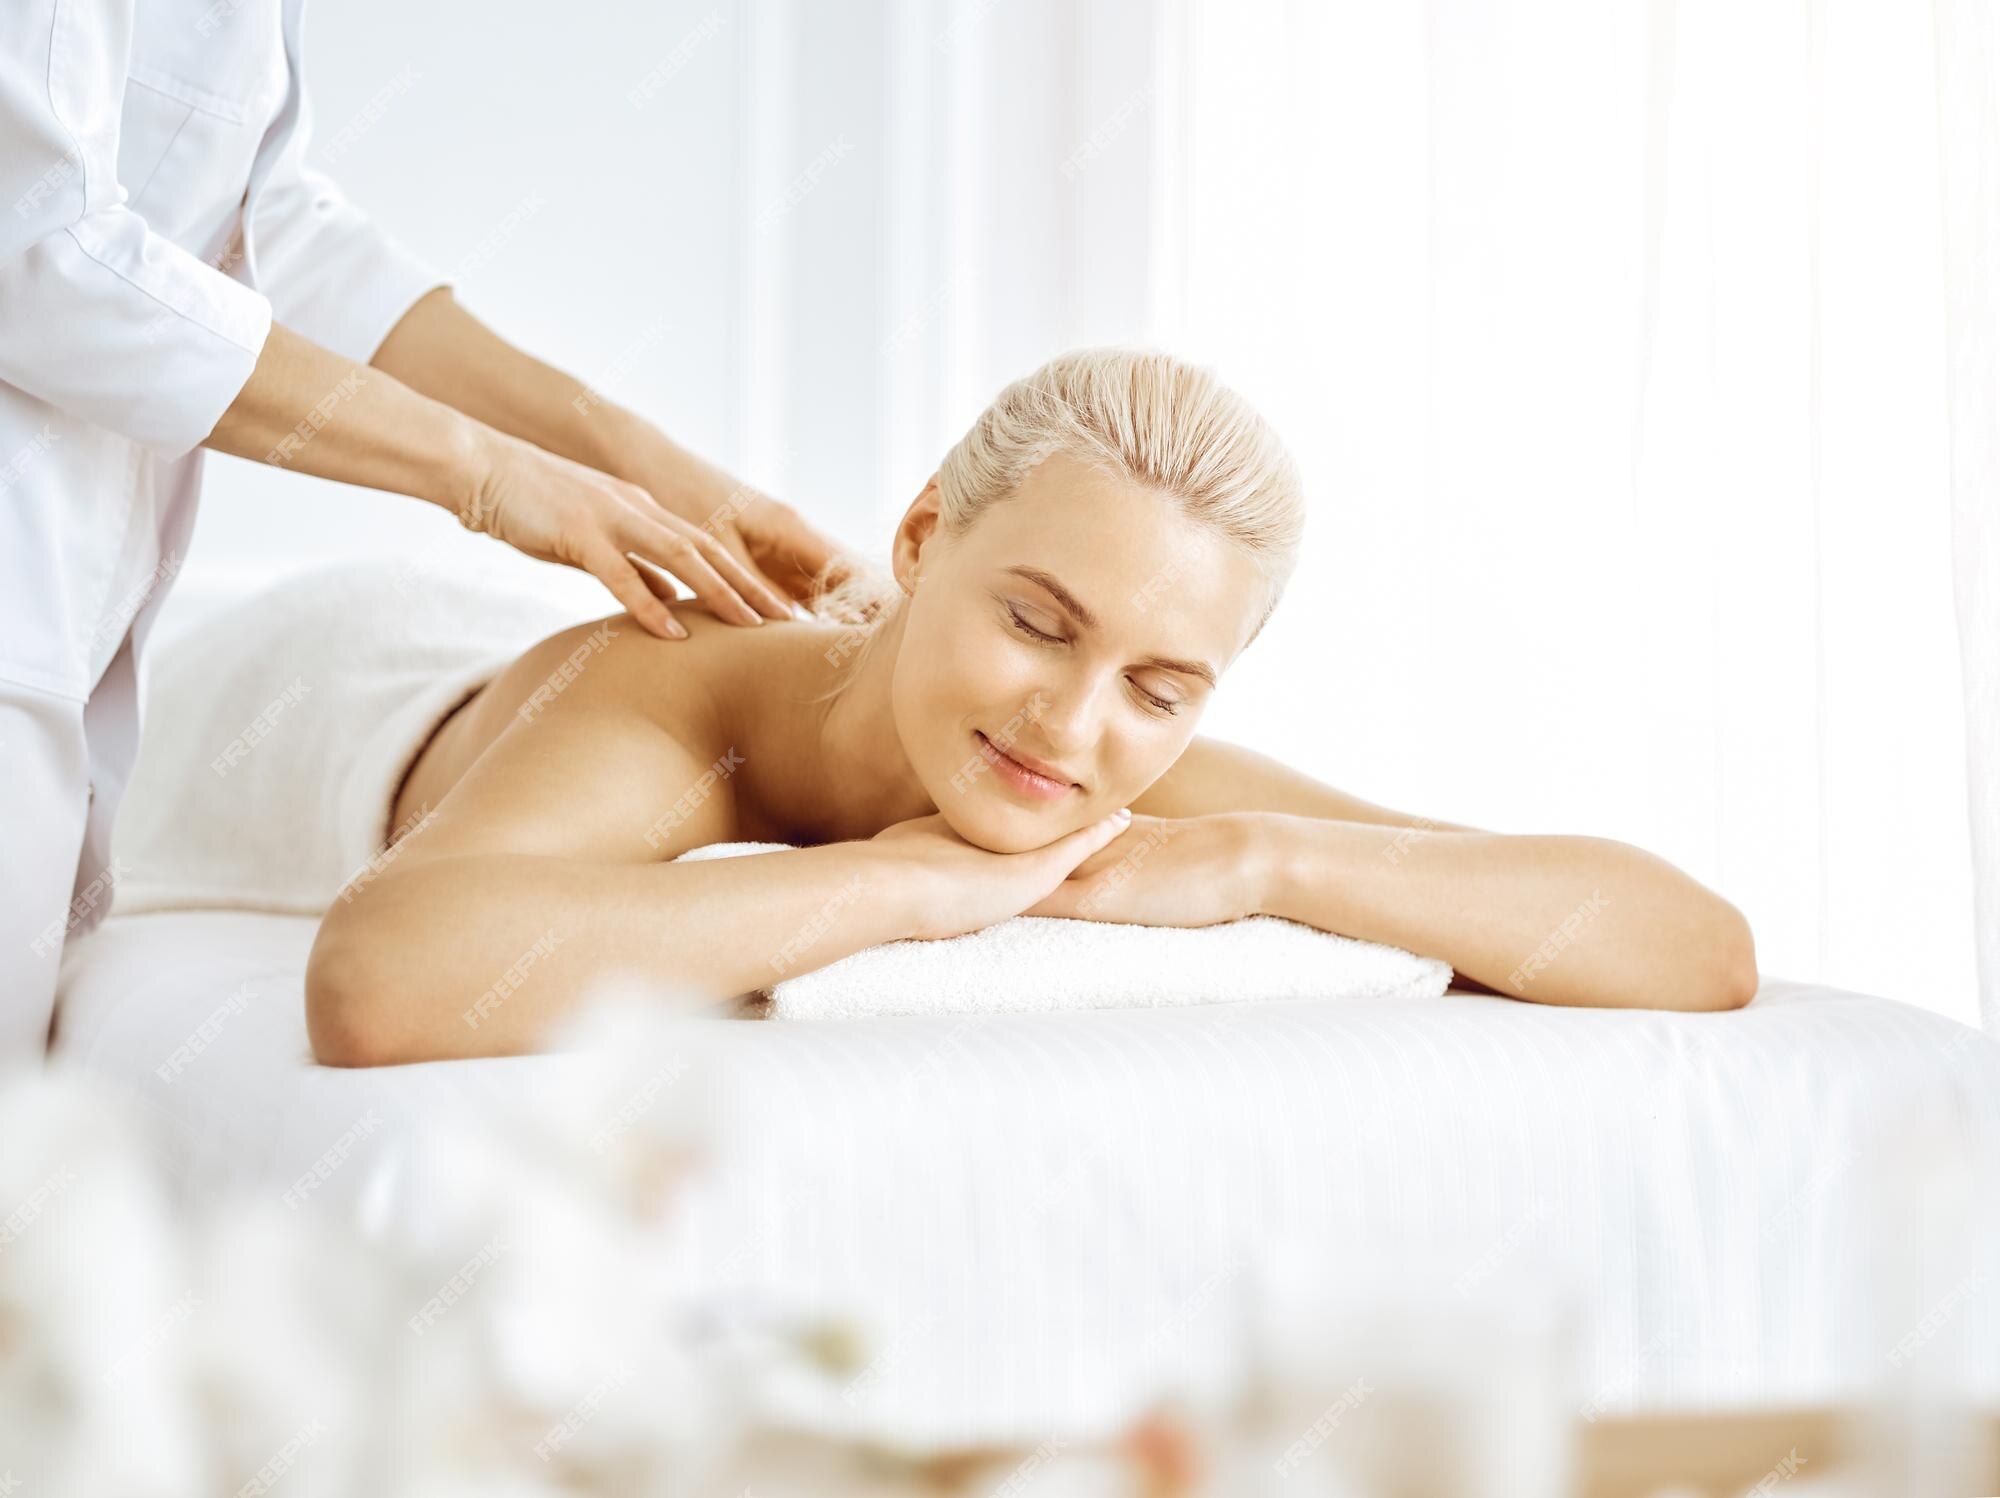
left=52, top=908, right=2000, bottom=1448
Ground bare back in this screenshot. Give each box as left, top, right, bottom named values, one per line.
left=383, top=605, right=791, bottom=871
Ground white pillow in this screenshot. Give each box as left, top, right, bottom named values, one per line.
left=673, top=841, right=1453, bottom=1020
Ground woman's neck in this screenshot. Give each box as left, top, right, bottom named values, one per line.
left=726, top=607, right=935, bottom=846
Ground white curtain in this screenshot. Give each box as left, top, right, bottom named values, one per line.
left=1932, top=0, right=2000, bottom=1037
left=1143, top=0, right=1985, bottom=1027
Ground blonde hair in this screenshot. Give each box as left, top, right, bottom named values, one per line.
left=810, top=346, right=1305, bottom=686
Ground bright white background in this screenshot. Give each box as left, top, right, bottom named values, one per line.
left=189, top=0, right=1988, bottom=1026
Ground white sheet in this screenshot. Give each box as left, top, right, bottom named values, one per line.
left=52, top=909, right=2000, bottom=1448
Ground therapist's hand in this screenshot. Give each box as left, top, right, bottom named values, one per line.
left=367, top=287, right=856, bottom=631
left=461, top=427, right=794, bottom=639
left=612, top=439, right=856, bottom=611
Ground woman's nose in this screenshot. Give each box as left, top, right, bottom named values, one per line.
left=1028, top=672, right=1107, bottom=756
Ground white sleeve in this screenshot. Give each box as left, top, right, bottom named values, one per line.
left=0, top=0, right=273, bottom=460
left=247, top=76, right=450, bottom=365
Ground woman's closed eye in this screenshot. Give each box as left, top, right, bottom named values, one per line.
left=1005, top=601, right=1065, bottom=645
left=1003, top=602, right=1183, bottom=716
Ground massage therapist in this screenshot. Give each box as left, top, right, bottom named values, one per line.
left=0, top=0, right=846, bottom=1064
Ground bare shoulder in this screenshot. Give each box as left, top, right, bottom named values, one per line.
left=386, top=607, right=747, bottom=870
left=494, top=606, right=735, bottom=739
left=1129, top=735, right=1486, bottom=833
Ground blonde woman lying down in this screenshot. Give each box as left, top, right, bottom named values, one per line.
left=306, top=349, right=1758, bottom=1067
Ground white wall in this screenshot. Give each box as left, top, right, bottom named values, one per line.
left=192, top=0, right=1168, bottom=571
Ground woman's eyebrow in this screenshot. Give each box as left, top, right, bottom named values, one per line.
left=1005, top=565, right=1099, bottom=627
left=1003, top=564, right=1217, bottom=686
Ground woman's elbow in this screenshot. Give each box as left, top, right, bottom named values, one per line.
left=1688, top=903, right=1759, bottom=1012
left=306, top=920, right=410, bottom=1068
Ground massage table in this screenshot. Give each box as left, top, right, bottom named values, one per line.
left=50, top=903, right=2000, bottom=1458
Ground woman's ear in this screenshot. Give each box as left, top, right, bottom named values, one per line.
left=890, top=474, right=944, bottom=595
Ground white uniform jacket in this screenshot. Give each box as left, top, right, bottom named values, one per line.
left=0, top=0, right=444, bottom=1059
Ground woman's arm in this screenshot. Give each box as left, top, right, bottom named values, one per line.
left=308, top=829, right=918, bottom=1067
left=1251, top=815, right=1757, bottom=1011
left=307, top=630, right=1128, bottom=1066
left=1124, top=738, right=1759, bottom=1011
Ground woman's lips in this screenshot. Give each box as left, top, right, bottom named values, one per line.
left=973, top=730, right=1077, bottom=801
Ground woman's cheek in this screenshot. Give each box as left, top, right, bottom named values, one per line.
left=1102, top=733, right=1187, bottom=811
left=895, top=621, right=996, bottom=793
left=952, top=611, right=1030, bottom=689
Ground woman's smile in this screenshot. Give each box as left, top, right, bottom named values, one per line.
left=974, top=729, right=1079, bottom=801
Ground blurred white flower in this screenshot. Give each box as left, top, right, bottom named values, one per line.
left=375, top=981, right=750, bottom=1494
left=0, top=1064, right=205, bottom=1498
left=0, top=980, right=851, bottom=1495
left=185, top=1199, right=403, bottom=1498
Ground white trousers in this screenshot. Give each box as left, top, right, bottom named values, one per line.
left=0, top=415, right=198, bottom=1070
left=0, top=624, right=148, bottom=1063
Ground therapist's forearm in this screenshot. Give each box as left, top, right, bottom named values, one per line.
left=202, top=315, right=785, bottom=639
left=367, top=285, right=668, bottom=482
left=204, top=319, right=483, bottom=511
left=360, top=288, right=825, bottom=616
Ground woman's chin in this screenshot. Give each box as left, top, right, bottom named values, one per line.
left=938, top=796, right=1081, bottom=855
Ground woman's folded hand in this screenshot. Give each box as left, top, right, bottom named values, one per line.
left=869, top=808, right=1134, bottom=941
left=1023, top=812, right=1273, bottom=928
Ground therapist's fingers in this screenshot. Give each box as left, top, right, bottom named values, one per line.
left=714, top=537, right=796, bottom=620
left=741, top=498, right=853, bottom=604
left=621, top=514, right=786, bottom=626
left=672, top=510, right=793, bottom=621
left=582, top=542, right=687, bottom=640
left=684, top=521, right=793, bottom=621
left=630, top=489, right=793, bottom=621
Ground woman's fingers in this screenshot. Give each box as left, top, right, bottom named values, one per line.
left=1023, top=882, right=1087, bottom=920
left=583, top=543, right=686, bottom=640
left=1018, top=811, right=1135, bottom=919
left=1042, top=808, right=1133, bottom=877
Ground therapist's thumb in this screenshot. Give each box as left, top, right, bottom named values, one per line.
left=752, top=500, right=855, bottom=600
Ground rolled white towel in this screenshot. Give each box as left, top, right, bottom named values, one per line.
left=674, top=841, right=1452, bottom=1019
left=111, top=558, right=596, bottom=918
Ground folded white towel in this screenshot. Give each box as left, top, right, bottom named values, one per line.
left=674, top=841, right=1453, bottom=1019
